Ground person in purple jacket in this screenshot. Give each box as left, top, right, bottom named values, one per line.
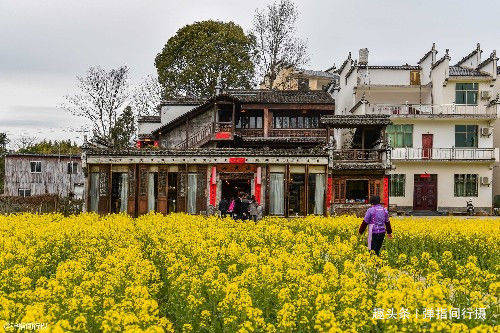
left=358, top=195, right=393, bottom=255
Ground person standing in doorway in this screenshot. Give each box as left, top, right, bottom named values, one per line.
left=249, top=195, right=259, bottom=222
left=358, top=196, right=393, bottom=255
left=228, top=197, right=236, bottom=218
left=240, top=193, right=250, bottom=220
left=218, top=197, right=229, bottom=217
left=234, top=194, right=243, bottom=220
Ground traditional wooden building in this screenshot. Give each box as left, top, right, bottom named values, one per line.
left=4, top=153, right=84, bottom=198
left=83, top=89, right=391, bottom=216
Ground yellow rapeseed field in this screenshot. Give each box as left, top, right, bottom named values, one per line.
left=0, top=213, right=498, bottom=332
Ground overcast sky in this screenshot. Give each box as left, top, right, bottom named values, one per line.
left=1, top=0, right=498, bottom=147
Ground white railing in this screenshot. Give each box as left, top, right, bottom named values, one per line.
left=391, top=147, right=497, bottom=161
left=371, top=104, right=496, bottom=117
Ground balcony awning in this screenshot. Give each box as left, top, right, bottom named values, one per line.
left=320, top=115, right=391, bottom=128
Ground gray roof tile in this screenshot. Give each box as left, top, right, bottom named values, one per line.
left=449, top=66, right=490, bottom=77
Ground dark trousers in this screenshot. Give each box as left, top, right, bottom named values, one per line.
left=370, top=232, right=385, bottom=255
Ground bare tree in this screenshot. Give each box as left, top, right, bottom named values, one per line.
left=131, top=74, right=165, bottom=117
left=15, top=136, right=38, bottom=151
left=62, top=66, right=130, bottom=141
left=252, top=0, right=308, bottom=89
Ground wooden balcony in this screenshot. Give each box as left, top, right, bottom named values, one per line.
left=235, top=128, right=264, bottom=137
left=331, top=149, right=384, bottom=162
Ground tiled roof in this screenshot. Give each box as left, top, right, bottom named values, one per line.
left=6, top=153, right=81, bottom=159
left=296, top=69, right=337, bottom=79
left=159, top=98, right=204, bottom=106
left=226, top=89, right=335, bottom=104
left=138, top=115, right=161, bottom=123
left=449, top=66, right=490, bottom=77
left=152, top=90, right=335, bottom=136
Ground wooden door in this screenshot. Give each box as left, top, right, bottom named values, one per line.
left=157, top=166, right=168, bottom=214
left=98, top=165, right=111, bottom=214
left=127, top=165, right=136, bottom=216
left=137, top=165, right=149, bottom=215
left=422, top=134, right=433, bottom=159
left=413, top=174, right=437, bottom=211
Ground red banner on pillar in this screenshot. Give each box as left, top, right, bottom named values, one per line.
left=326, top=177, right=333, bottom=211
left=209, top=166, right=217, bottom=206
left=254, top=167, right=262, bottom=204
left=383, top=176, right=389, bottom=208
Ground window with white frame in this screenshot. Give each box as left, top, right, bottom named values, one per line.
left=67, top=161, right=78, bottom=174
left=454, top=174, right=478, bottom=197
left=30, top=161, right=42, bottom=173
left=18, top=188, right=31, bottom=197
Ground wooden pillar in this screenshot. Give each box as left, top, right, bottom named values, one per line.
left=285, top=164, right=290, bottom=217
left=177, top=165, right=187, bottom=213
left=232, top=103, right=236, bottom=127
left=196, top=165, right=208, bottom=213
left=265, top=165, right=270, bottom=215
left=304, top=165, right=309, bottom=215
left=263, top=108, right=269, bottom=137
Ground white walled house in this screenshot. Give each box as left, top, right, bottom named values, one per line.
left=332, top=44, right=499, bottom=214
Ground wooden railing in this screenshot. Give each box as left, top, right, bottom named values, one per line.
left=391, top=147, right=497, bottom=160
left=214, top=121, right=233, bottom=133
left=235, top=128, right=265, bottom=137
left=269, top=128, right=327, bottom=138
left=174, top=122, right=214, bottom=149
left=331, top=149, right=383, bottom=162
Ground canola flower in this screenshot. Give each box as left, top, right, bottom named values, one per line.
left=0, top=213, right=498, bottom=332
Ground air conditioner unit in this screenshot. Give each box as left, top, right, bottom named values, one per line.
left=480, top=176, right=491, bottom=186
left=481, top=91, right=491, bottom=99
left=480, top=127, right=492, bottom=137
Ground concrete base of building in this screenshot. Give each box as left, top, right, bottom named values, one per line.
left=331, top=203, right=371, bottom=217
left=391, top=206, right=493, bottom=216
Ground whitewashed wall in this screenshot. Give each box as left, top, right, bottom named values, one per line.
left=358, top=68, right=413, bottom=86
left=392, top=118, right=494, bottom=149
left=389, top=162, right=493, bottom=209
left=138, top=122, right=162, bottom=136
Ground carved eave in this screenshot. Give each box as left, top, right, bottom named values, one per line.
left=84, top=147, right=329, bottom=166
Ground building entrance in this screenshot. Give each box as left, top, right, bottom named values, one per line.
left=221, top=178, right=252, bottom=201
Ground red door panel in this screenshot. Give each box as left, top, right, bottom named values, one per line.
left=422, top=134, right=433, bottom=159
left=413, top=174, right=437, bottom=211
